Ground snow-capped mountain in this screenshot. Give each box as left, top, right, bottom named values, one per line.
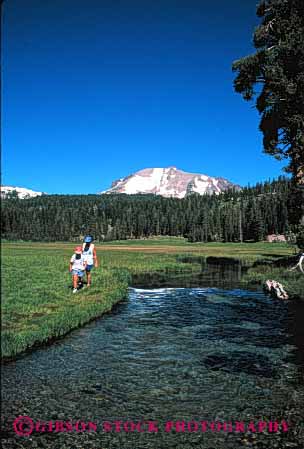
left=1, top=186, right=44, bottom=199
left=101, top=167, right=240, bottom=198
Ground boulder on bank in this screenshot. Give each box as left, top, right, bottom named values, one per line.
left=264, top=280, right=289, bottom=300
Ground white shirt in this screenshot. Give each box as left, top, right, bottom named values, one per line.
left=82, top=243, right=95, bottom=265
left=70, top=254, right=86, bottom=271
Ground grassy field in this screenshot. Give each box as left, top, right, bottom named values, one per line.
left=4, top=237, right=295, bottom=256
left=2, top=239, right=302, bottom=359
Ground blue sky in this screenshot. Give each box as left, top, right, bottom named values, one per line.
left=2, top=0, right=287, bottom=194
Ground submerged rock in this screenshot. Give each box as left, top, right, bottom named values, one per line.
left=203, top=351, right=276, bottom=378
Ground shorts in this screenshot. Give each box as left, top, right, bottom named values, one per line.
left=72, top=269, right=85, bottom=277
left=86, top=264, right=94, bottom=272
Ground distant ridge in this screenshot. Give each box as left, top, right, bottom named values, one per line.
left=2, top=167, right=240, bottom=199
left=1, top=186, right=44, bottom=199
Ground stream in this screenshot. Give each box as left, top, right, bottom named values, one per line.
left=2, top=262, right=304, bottom=449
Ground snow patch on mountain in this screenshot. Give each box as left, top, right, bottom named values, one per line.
left=1, top=186, right=44, bottom=199
left=101, top=167, right=239, bottom=198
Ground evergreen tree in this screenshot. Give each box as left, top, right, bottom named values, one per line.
left=232, top=0, right=304, bottom=189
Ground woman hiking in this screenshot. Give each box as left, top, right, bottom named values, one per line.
left=82, top=235, right=99, bottom=287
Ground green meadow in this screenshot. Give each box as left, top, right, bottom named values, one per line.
left=2, top=239, right=303, bottom=359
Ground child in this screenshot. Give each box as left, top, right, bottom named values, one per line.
left=69, top=246, right=87, bottom=293
left=82, top=235, right=98, bottom=287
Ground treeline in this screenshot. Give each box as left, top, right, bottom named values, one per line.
left=1, top=177, right=294, bottom=243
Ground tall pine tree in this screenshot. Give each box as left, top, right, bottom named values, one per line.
left=232, top=0, right=304, bottom=225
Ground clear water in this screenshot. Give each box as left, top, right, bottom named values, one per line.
left=2, top=286, right=304, bottom=449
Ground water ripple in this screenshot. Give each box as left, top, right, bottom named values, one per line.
left=2, top=287, right=303, bottom=449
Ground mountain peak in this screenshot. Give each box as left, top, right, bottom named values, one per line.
left=101, top=167, right=239, bottom=198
